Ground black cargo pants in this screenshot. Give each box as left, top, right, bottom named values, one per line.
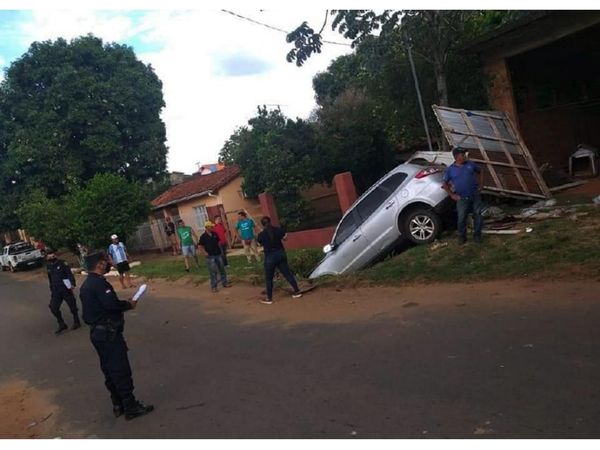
left=49, top=288, right=79, bottom=324
left=90, top=327, right=136, bottom=409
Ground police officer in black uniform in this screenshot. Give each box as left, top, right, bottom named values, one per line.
left=79, top=251, right=154, bottom=420
left=46, top=249, right=81, bottom=335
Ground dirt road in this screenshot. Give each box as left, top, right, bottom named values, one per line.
left=1, top=270, right=600, bottom=438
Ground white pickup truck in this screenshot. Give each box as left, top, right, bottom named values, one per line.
left=0, top=242, right=45, bottom=272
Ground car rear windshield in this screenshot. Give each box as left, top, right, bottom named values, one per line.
left=8, top=244, right=34, bottom=255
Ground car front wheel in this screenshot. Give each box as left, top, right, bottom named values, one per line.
left=9, top=263, right=16, bottom=273
left=403, top=208, right=441, bottom=245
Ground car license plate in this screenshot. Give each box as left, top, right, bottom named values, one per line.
left=27, top=261, right=36, bottom=265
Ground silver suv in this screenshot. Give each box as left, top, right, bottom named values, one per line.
left=309, top=163, right=450, bottom=278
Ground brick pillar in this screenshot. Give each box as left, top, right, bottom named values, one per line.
left=258, top=192, right=280, bottom=226
left=483, top=58, right=519, bottom=128
left=334, top=172, right=358, bottom=213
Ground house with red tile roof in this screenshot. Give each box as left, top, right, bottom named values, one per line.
left=145, top=165, right=262, bottom=250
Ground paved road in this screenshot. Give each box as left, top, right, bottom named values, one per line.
left=1, top=271, right=600, bottom=438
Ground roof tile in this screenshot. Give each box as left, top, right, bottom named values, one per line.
left=152, top=165, right=241, bottom=208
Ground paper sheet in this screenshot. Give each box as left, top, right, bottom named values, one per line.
left=62, top=279, right=72, bottom=289
left=132, top=284, right=148, bottom=302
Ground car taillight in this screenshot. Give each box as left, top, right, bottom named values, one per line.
left=415, top=166, right=443, bottom=179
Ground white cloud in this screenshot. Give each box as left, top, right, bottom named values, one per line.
left=18, top=9, right=353, bottom=173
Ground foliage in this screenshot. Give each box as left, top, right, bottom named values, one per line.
left=0, top=34, right=167, bottom=231
left=17, top=173, right=150, bottom=251
left=220, top=107, right=321, bottom=230
left=313, top=89, right=398, bottom=193
left=67, top=173, right=150, bottom=251
left=17, top=190, right=73, bottom=250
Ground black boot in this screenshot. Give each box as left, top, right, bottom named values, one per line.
left=124, top=400, right=154, bottom=421
left=72, top=317, right=81, bottom=330
left=55, top=322, right=68, bottom=335
left=113, top=404, right=124, bottom=418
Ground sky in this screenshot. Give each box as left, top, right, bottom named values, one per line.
left=0, top=9, right=353, bottom=174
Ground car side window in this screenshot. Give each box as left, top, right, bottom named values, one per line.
left=379, top=172, right=408, bottom=194
left=334, top=212, right=358, bottom=246
left=355, top=186, right=392, bottom=224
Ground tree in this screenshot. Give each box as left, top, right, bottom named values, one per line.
left=68, top=173, right=150, bottom=251
left=314, top=89, right=398, bottom=193
left=0, top=34, right=167, bottom=230
left=18, top=173, right=150, bottom=251
left=17, top=190, right=73, bottom=251
left=288, top=10, right=529, bottom=107
left=220, top=107, right=320, bottom=230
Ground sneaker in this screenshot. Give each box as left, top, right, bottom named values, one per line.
left=474, top=235, right=482, bottom=244
left=211, top=288, right=218, bottom=293
left=185, top=268, right=189, bottom=272
left=124, top=401, right=154, bottom=421
left=292, top=292, right=303, bottom=299
left=260, top=299, right=273, bottom=305
left=458, top=237, right=467, bottom=245
left=223, top=283, right=232, bottom=288
left=54, top=323, right=68, bottom=335
left=71, top=321, right=81, bottom=330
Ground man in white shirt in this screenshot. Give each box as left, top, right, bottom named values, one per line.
left=107, top=234, right=134, bottom=289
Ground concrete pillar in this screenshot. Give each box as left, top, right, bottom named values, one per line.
left=258, top=192, right=280, bottom=226
left=334, top=172, right=358, bottom=213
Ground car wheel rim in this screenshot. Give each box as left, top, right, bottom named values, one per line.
left=409, top=215, right=435, bottom=241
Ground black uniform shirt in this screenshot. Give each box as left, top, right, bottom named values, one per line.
left=80, top=272, right=132, bottom=326
left=198, top=231, right=221, bottom=256
left=165, top=222, right=175, bottom=236
left=47, top=259, right=76, bottom=291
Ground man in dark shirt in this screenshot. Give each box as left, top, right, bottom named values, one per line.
left=442, top=147, right=484, bottom=244
left=164, top=216, right=178, bottom=256
left=198, top=221, right=230, bottom=292
left=79, top=252, right=154, bottom=420
left=256, top=216, right=302, bottom=304
left=46, top=249, right=80, bottom=335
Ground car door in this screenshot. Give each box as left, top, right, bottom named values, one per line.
left=327, top=209, right=371, bottom=274
left=357, top=172, right=408, bottom=257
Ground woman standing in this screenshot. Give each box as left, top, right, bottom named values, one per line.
left=256, top=216, right=302, bottom=305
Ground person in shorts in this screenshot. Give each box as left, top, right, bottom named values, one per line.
left=107, top=234, right=134, bottom=289
left=235, top=211, right=260, bottom=263
left=176, top=219, right=200, bottom=272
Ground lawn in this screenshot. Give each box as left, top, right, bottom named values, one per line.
left=132, top=205, right=600, bottom=286
left=131, top=248, right=323, bottom=285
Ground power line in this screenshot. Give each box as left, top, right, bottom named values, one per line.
left=220, top=9, right=352, bottom=47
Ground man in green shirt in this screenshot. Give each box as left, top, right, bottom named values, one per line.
left=176, top=219, right=199, bottom=272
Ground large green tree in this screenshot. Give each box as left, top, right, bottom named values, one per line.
left=0, top=34, right=167, bottom=230
left=220, top=107, right=320, bottom=229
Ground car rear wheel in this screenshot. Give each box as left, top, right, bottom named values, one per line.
left=403, top=208, right=441, bottom=245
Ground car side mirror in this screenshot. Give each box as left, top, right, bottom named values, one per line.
left=323, top=244, right=334, bottom=254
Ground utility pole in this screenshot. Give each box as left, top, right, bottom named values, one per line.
left=406, top=44, right=434, bottom=152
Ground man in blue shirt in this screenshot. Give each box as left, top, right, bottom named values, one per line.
left=442, top=147, right=484, bottom=244
left=235, top=211, right=261, bottom=263
left=108, top=234, right=134, bottom=289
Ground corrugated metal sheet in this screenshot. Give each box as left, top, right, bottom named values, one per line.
left=433, top=105, right=552, bottom=199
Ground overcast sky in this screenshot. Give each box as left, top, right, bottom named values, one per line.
left=0, top=9, right=353, bottom=174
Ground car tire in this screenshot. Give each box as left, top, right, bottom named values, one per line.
left=403, top=208, right=441, bottom=245
left=9, top=263, right=16, bottom=273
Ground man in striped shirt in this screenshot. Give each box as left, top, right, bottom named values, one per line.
left=107, top=234, right=134, bottom=289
